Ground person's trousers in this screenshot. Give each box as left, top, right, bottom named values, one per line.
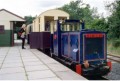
left=21, top=38, right=25, bottom=48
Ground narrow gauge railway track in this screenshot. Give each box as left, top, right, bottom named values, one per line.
left=108, top=54, right=120, bottom=63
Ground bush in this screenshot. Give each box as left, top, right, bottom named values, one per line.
left=112, top=40, right=120, bottom=48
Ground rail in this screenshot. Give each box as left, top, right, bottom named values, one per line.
left=108, top=54, right=120, bottom=63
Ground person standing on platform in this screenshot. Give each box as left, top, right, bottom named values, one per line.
left=19, top=24, right=26, bottom=49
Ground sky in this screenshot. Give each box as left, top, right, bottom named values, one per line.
left=0, top=0, right=115, bottom=18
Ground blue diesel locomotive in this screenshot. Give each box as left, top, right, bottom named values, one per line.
left=49, top=19, right=111, bottom=76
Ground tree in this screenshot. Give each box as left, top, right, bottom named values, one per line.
left=89, top=18, right=109, bottom=32
left=58, top=0, right=100, bottom=29
left=106, top=1, right=120, bottom=39
left=58, top=0, right=83, bottom=19
left=24, top=16, right=35, bottom=25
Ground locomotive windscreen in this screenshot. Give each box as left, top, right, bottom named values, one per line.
left=85, top=38, right=102, bottom=54
left=84, top=34, right=105, bottom=60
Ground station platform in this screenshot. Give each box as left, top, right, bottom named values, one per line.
left=0, top=40, right=87, bottom=80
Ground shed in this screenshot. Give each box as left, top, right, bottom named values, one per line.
left=33, top=9, right=69, bottom=32
left=0, top=9, right=25, bottom=46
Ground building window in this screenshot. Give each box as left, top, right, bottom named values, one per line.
left=0, top=25, right=5, bottom=34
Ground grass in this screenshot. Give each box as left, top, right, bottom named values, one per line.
left=107, top=40, right=120, bottom=56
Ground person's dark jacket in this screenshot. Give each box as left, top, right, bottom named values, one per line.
left=18, top=28, right=26, bottom=38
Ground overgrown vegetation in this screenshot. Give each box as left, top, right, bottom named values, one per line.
left=106, top=0, right=120, bottom=55
left=112, top=40, right=120, bottom=48
left=108, top=40, right=120, bottom=55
